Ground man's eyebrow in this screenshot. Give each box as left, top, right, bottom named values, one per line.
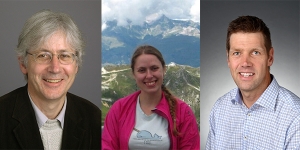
left=38, top=49, right=71, bottom=53
left=229, top=48, right=241, bottom=52
left=229, top=47, right=264, bottom=52
left=39, top=49, right=51, bottom=52
left=251, top=48, right=264, bottom=51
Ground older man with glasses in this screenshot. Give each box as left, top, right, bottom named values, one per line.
left=0, top=10, right=101, bottom=149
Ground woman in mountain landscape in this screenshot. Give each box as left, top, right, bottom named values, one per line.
left=102, top=45, right=200, bottom=150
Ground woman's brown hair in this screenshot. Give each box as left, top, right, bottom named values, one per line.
left=131, top=45, right=180, bottom=136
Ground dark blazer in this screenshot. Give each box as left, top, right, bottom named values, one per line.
left=0, top=85, right=101, bottom=149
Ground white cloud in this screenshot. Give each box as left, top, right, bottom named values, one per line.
left=102, top=0, right=200, bottom=28
left=190, top=0, right=200, bottom=23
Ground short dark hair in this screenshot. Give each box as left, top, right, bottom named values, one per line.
left=226, top=15, right=272, bottom=54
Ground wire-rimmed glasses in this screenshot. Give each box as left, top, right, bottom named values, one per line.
left=26, top=51, right=77, bottom=65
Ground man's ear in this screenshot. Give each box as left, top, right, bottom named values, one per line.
left=268, top=47, right=274, bottom=67
left=227, top=51, right=230, bottom=68
left=18, top=57, right=28, bottom=75
left=75, top=65, right=78, bottom=74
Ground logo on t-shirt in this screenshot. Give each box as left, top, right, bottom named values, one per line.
left=137, top=130, right=162, bottom=139
left=134, top=128, right=162, bottom=145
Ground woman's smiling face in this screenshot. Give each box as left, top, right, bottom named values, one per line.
left=133, top=54, right=165, bottom=95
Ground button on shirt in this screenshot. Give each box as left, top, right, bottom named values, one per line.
left=206, top=76, right=300, bottom=150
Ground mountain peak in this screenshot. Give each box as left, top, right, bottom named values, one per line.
left=102, top=15, right=200, bottom=67
left=168, top=62, right=177, bottom=66
left=149, top=14, right=172, bottom=26
left=158, top=14, right=169, bottom=21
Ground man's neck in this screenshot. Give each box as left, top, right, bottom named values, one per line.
left=29, top=93, right=66, bottom=119
left=241, top=93, right=260, bottom=108
left=240, top=74, right=272, bottom=108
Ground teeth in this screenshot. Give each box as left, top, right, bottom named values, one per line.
left=240, top=73, right=253, bottom=77
left=46, top=79, right=61, bottom=83
left=146, top=81, right=155, bottom=86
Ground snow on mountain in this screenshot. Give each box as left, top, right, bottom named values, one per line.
left=102, top=15, right=200, bottom=67
left=168, top=62, right=177, bottom=67
left=103, top=15, right=199, bottom=38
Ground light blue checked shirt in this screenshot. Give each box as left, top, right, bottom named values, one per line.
left=206, top=76, right=300, bottom=150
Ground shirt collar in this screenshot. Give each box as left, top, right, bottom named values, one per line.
left=28, top=92, right=67, bottom=129
left=232, top=74, right=279, bottom=111
left=232, top=89, right=243, bottom=105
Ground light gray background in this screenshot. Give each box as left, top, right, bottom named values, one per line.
left=200, top=1, right=300, bottom=149
left=0, top=1, right=101, bottom=108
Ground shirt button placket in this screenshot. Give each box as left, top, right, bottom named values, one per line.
left=243, top=111, right=251, bottom=150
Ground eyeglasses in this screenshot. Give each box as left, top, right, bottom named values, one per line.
left=26, top=51, right=77, bottom=65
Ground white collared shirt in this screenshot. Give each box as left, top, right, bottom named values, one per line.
left=28, top=92, right=67, bottom=129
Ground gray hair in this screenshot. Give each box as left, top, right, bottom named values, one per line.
left=17, top=9, right=85, bottom=79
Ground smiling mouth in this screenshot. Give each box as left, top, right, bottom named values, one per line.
left=45, top=79, right=63, bottom=83
left=240, top=72, right=254, bottom=77
left=145, top=81, right=156, bottom=86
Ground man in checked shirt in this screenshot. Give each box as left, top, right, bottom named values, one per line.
left=206, top=15, right=300, bottom=149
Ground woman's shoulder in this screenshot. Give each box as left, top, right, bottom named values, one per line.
left=110, top=91, right=140, bottom=110
left=175, top=98, right=195, bottom=117
left=176, top=98, right=191, bottom=108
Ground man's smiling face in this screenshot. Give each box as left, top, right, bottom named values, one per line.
left=227, top=32, right=273, bottom=94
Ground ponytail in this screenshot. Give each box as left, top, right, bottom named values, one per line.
left=161, top=85, right=180, bottom=136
